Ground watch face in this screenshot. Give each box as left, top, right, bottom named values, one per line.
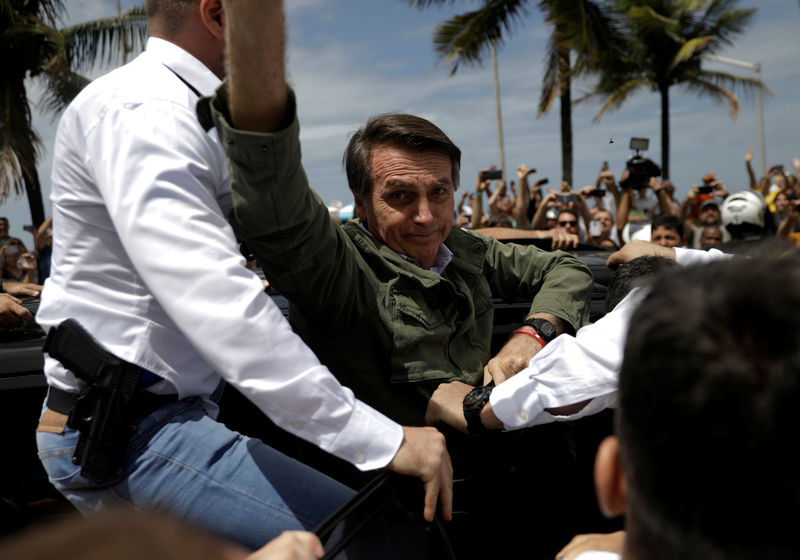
left=527, top=318, right=556, bottom=342
left=464, top=387, right=486, bottom=407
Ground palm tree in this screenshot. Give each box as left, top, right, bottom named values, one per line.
left=407, top=0, right=623, bottom=186
left=586, top=0, right=766, bottom=179
left=0, top=1, right=147, bottom=228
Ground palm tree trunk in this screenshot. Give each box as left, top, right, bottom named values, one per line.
left=558, top=46, right=573, bottom=186
left=660, top=83, right=670, bottom=180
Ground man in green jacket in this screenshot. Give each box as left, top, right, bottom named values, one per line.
left=208, top=94, right=594, bottom=430
left=212, top=102, right=592, bottom=427
left=205, top=3, right=600, bottom=556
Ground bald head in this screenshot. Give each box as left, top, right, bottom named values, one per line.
left=145, top=0, right=225, bottom=79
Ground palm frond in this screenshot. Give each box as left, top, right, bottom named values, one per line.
left=406, top=0, right=466, bottom=7
left=694, top=67, right=772, bottom=98
left=682, top=76, right=739, bottom=119
left=432, top=0, right=528, bottom=75
left=0, top=149, right=25, bottom=199
left=591, top=76, right=650, bottom=122
left=538, top=35, right=560, bottom=115
left=668, top=35, right=713, bottom=71
left=63, top=7, right=148, bottom=72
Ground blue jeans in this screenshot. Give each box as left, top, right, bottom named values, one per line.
left=36, top=398, right=354, bottom=550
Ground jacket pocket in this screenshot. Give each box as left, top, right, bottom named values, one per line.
left=389, top=291, right=457, bottom=383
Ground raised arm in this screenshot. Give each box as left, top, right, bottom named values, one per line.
left=513, top=164, right=532, bottom=227
left=221, top=0, right=451, bottom=522
left=531, top=190, right=557, bottom=230
left=744, top=148, right=758, bottom=191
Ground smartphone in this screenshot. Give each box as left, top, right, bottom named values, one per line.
left=601, top=161, right=609, bottom=172
left=525, top=167, right=537, bottom=176
left=480, top=169, right=503, bottom=181
left=697, top=185, right=714, bottom=194
left=557, top=193, right=577, bottom=204
left=589, top=188, right=606, bottom=198
left=589, top=220, right=602, bottom=237
left=537, top=177, right=549, bottom=186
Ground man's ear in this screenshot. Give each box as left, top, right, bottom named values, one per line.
left=594, top=436, right=628, bottom=518
left=354, top=194, right=366, bottom=221
left=199, top=0, right=224, bottom=39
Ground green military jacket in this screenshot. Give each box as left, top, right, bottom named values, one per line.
left=210, top=91, right=593, bottom=425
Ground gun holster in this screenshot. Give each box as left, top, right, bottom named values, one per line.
left=44, top=319, right=146, bottom=484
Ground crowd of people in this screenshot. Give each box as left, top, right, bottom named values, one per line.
left=1, top=1, right=799, bottom=560
left=449, top=151, right=800, bottom=254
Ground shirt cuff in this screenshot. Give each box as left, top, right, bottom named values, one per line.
left=327, top=400, right=404, bottom=472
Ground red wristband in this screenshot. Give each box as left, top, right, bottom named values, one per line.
left=511, top=328, right=546, bottom=347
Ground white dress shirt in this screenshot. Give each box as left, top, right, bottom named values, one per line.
left=491, top=247, right=732, bottom=429
left=37, top=38, right=402, bottom=471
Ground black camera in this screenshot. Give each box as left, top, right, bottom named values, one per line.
left=620, top=137, right=661, bottom=190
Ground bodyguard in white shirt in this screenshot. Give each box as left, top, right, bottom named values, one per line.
left=35, top=0, right=451, bottom=550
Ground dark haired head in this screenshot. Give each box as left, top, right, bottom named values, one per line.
left=343, top=114, right=461, bottom=200
left=651, top=214, right=683, bottom=238
left=618, top=246, right=800, bottom=559
left=604, top=256, right=676, bottom=313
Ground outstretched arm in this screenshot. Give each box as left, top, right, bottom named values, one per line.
left=222, top=0, right=451, bottom=522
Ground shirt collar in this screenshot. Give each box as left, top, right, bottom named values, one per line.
left=357, top=222, right=453, bottom=274
left=145, top=37, right=222, bottom=97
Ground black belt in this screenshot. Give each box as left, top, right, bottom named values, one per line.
left=47, top=386, right=179, bottom=419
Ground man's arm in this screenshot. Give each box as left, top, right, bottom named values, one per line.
left=513, top=165, right=532, bottom=227
left=221, top=0, right=451, bottom=522
left=479, top=238, right=593, bottom=385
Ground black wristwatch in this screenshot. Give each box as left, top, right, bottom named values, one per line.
left=463, top=382, right=494, bottom=435
left=521, top=317, right=557, bottom=344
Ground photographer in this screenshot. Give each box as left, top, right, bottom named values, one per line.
left=617, top=176, right=677, bottom=245
left=679, top=178, right=731, bottom=249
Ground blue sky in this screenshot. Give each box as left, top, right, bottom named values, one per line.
left=3, top=0, right=799, bottom=241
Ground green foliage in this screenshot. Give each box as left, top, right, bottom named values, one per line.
left=587, top=0, right=765, bottom=177
left=0, top=0, right=147, bottom=223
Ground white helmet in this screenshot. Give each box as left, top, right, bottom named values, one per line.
left=721, top=190, right=766, bottom=229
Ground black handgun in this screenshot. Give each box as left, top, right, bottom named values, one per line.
left=44, top=319, right=142, bottom=483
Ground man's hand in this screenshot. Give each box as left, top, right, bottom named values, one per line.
left=425, top=381, right=473, bottom=432
left=1, top=280, right=42, bottom=297
left=386, top=426, right=453, bottom=522
left=0, top=294, right=34, bottom=330
left=483, top=331, right=542, bottom=386
left=744, top=148, right=753, bottom=163
left=556, top=531, right=626, bottom=560
left=607, top=240, right=675, bottom=267
left=246, top=531, right=324, bottom=560
left=548, top=228, right=579, bottom=251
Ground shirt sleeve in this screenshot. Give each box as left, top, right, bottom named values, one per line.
left=674, top=247, right=734, bottom=266
left=86, top=92, right=402, bottom=471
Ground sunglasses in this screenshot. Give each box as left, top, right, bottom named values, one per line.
left=559, top=220, right=577, bottom=227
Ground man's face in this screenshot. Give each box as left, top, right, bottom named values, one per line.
left=700, top=227, right=723, bottom=248
left=699, top=204, right=721, bottom=226
left=355, top=144, right=454, bottom=269
left=595, top=211, right=613, bottom=235
left=651, top=226, right=682, bottom=248
left=557, top=212, right=578, bottom=235
left=775, top=193, right=789, bottom=213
